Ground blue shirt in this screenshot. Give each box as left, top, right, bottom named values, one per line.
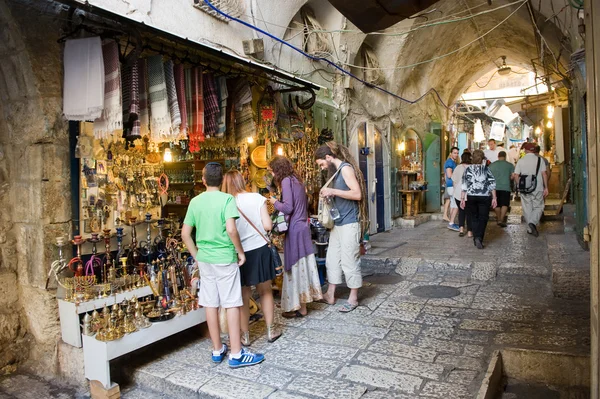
left=444, top=159, right=457, bottom=187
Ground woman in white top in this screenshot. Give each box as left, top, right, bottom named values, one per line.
left=452, top=152, right=472, bottom=237
left=222, top=170, right=281, bottom=344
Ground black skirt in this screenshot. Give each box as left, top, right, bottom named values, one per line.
left=240, top=244, right=276, bottom=286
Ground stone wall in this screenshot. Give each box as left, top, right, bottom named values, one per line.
left=0, top=0, right=71, bottom=376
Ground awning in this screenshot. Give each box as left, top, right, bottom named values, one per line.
left=54, top=0, right=320, bottom=93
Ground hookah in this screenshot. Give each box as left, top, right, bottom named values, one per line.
left=115, top=226, right=126, bottom=275
left=70, top=236, right=96, bottom=301
left=153, top=218, right=167, bottom=260
left=102, top=229, right=114, bottom=283
left=139, top=212, right=155, bottom=263
left=68, top=235, right=85, bottom=277
left=126, top=217, right=143, bottom=275
left=86, top=233, right=103, bottom=277
left=46, top=237, right=69, bottom=290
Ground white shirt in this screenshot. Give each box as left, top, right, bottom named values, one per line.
left=508, top=148, right=519, bottom=165
left=515, top=153, right=547, bottom=193
left=235, top=193, right=268, bottom=252
left=484, top=148, right=500, bottom=163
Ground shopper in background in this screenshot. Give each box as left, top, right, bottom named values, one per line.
left=513, top=143, right=548, bottom=237
left=443, top=147, right=460, bottom=231
left=315, top=142, right=365, bottom=313
left=508, top=145, right=519, bottom=166
left=452, top=152, right=472, bottom=237
left=484, top=138, right=500, bottom=163
left=222, top=170, right=281, bottom=345
left=460, top=150, right=497, bottom=249
left=489, top=151, right=515, bottom=228
left=268, top=156, right=322, bottom=318
left=181, top=162, right=264, bottom=368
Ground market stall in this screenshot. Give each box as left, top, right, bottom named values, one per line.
left=50, top=20, right=321, bottom=397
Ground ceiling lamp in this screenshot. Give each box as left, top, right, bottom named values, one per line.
left=497, top=56, right=512, bottom=76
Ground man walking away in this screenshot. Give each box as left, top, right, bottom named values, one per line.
left=513, top=143, right=548, bottom=237
left=489, top=151, right=514, bottom=228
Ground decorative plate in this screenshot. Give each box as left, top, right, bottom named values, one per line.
left=250, top=145, right=268, bottom=169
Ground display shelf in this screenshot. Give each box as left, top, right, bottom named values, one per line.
left=83, top=308, right=206, bottom=389
left=58, top=285, right=153, bottom=348
left=163, top=203, right=189, bottom=207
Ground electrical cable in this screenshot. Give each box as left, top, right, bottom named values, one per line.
left=203, top=0, right=485, bottom=113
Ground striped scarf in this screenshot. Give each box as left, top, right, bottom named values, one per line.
left=164, top=60, right=181, bottom=134
left=203, top=72, right=219, bottom=138
left=216, top=76, right=228, bottom=138
left=137, top=58, right=150, bottom=137
left=174, top=64, right=188, bottom=135
left=122, top=62, right=140, bottom=139
left=188, top=67, right=205, bottom=152
left=184, top=68, right=193, bottom=136
left=147, top=55, right=172, bottom=141
left=94, top=40, right=122, bottom=139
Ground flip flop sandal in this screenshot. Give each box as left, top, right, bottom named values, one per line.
left=459, top=231, right=465, bottom=237
left=339, top=302, right=358, bottom=313
left=282, top=310, right=305, bottom=318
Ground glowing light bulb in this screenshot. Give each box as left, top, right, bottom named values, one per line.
left=535, top=127, right=542, bottom=135
left=277, top=146, right=284, bottom=156
left=546, top=120, right=553, bottom=129
left=547, top=104, right=554, bottom=113
left=247, top=136, right=254, bottom=144
left=398, top=141, right=406, bottom=152
left=163, top=148, right=172, bottom=162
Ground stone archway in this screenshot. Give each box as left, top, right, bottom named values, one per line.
left=0, top=0, right=71, bottom=377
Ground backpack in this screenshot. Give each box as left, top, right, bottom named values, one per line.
left=517, top=157, right=541, bottom=194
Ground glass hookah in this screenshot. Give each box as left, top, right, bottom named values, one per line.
left=46, top=237, right=68, bottom=290
left=139, top=212, right=155, bottom=263
left=126, top=217, right=143, bottom=275
left=86, top=233, right=103, bottom=279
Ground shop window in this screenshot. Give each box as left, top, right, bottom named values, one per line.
left=193, top=0, right=244, bottom=22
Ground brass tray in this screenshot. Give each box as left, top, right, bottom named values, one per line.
left=250, top=145, right=268, bottom=169
left=253, top=168, right=269, bottom=188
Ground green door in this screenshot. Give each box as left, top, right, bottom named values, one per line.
left=424, top=123, right=442, bottom=213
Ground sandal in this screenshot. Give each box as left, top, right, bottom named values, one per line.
left=339, top=302, right=358, bottom=313
left=282, top=310, right=305, bottom=318
left=459, top=230, right=465, bottom=237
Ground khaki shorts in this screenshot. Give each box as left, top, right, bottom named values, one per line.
left=198, top=262, right=243, bottom=308
left=326, top=222, right=362, bottom=289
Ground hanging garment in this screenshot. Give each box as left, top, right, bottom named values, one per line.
left=147, top=55, right=172, bottom=141
left=174, top=64, right=188, bottom=136
left=94, top=40, right=123, bottom=139
left=137, top=58, right=150, bottom=137
left=203, top=72, right=219, bottom=138
left=184, top=68, right=193, bottom=135
left=164, top=60, right=181, bottom=135
left=216, top=76, right=228, bottom=138
left=121, top=63, right=141, bottom=139
left=232, top=78, right=252, bottom=112
left=63, top=36, right=104, bottom=121
left=188, top=67, right=205, bottom=152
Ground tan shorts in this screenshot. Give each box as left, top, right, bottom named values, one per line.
left=325, top=222, right=362, bottom=289
left=198, top=262, right=243, bottom=308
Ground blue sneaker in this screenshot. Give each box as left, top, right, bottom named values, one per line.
left=228, top=348, right=265, bottom=368
left=447, top=223, right=460, bottom=232
left=212, top=344, right=228, bottom=363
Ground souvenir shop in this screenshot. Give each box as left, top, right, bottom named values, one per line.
left=51, top=13, right=322, bottom=396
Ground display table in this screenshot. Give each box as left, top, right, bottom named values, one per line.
left=399, top=189, right=427, bottom=217
left=83, top=308, right=206, bottom=392
left=58, top=286, right=153, bottom=348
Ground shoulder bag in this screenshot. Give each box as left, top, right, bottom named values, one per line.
left=237, top=206, right=283, bottom=276
left=318, top=165, right=343, bottom=229
left=272, top=177, right=294, bottom=235
left=517, top=157, right=541, bottom=194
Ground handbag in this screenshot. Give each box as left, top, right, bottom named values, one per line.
left=237, top=206, right=283, bottom=276
left=318, top=166, right=343, bottom=229
left=517, top=157, right=541, bottom=194
left=271, top=178, right=295, bottom=235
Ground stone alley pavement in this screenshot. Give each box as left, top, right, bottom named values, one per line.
left=0, top=216, right=590, bottom=399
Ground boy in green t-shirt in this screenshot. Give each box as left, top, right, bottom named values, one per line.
left=181, top=162, right=264, bottom=368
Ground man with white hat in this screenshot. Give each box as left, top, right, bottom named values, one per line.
left=513, top=142, right=548, bottom=237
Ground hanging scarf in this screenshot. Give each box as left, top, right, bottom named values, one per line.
left=147, top=55, right=172, bottom=141
left=174, top=64, right=188, bottom=136
left=137, top=58, right=150, bottom=137
left=164, top=60, right=181, bottom=135
left=203, top=72, right=219, bottom=138
left=63, top=36, right=104, bottom=121
left=94, top=40, right=122, bottom=139
left=121, top=63, right=141, bottom=139
left=216, top=77, right=228, bottom=138
left=188, top=67, right=205, bottom=152
left=184, top=68, right=193, bottom=136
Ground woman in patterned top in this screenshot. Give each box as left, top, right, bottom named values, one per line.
left=460, top=150, right=497, bottom=249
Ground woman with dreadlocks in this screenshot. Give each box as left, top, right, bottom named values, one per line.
left=315, top=141, right=367, bottom=313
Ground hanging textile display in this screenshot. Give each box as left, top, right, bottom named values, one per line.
left=63, top=36, right=105, bottom=121
left=275, top=92, right=292, bottom=143
left=137, top=58, right=150, bottom=137
left=258, top=86, right=277, bottom=142
left=184, top=68, right=193, bottom=135
left=94, top=40, right=123, bottom=139
left=203, top=72, right=220, bottom=138
left=216, top=77, right=228, bottom=138
left=164, top=60, right=182, bottom=136
left=174, top=64, right=188, bottom=136
left=147, top=55, right=172, bottom=141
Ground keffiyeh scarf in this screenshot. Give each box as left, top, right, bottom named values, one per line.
left=147, top=55, right=172, bottom=141
left=94, top=40, right=123, bottom=139
left=164, top=60, right=181, bottom=135
left=174, top=64, right=188, bottom=136
left=203, top=72, right=219, bottom=138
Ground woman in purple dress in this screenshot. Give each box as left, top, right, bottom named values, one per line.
left=268, top=156, right=323, bottom=318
